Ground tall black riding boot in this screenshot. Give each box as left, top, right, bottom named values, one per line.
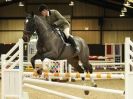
left=68, top=36, right=80, bottom=53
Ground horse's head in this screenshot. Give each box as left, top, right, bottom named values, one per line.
left=22, top=13, right=36, bottom=42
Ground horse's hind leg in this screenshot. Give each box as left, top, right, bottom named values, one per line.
left=68, top=57, right=84, bottom=82
left=79, top=52, right=93, bottom=74
left=79, top=53, right=97, bottom=87
left=68, top=57, right=84, bottom=73
left=69, top=56, right=94, bottom=95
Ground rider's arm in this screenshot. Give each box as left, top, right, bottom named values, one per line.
left=53, top=10, right=70, bottom=27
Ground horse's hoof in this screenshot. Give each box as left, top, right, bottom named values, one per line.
left=84, top=90, right=89, bottom=95
left=81, top=77, right=85, bottom=81
left=37, top=69, right=42, bottom=75
left=71, top=79, right=76, bottom=82
left=92, top=83, right=97, bottom=87
left=123, top=91, right=125, bottom=95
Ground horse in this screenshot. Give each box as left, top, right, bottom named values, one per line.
left=22, top=13, right=93, bottom=76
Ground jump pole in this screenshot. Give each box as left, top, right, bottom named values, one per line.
left=24, top=83, right=82, bottom=99
left=23, top=72, right=124, bottom=80
left=24, top=78, right=124, bottom=95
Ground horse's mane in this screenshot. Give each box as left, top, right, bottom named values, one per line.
left=33, top=15, right=60, bottom=40
left=34, top=15, right=50, bottom=31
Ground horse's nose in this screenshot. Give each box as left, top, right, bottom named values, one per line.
left=22, top=35, right=29, bottom=42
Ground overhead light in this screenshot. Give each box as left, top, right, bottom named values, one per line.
left=124, top=1, right=130, bottom=6
left=6, top=0, right=12, bottom=1
left=124, top=1, right=133, bottom=8
left=125, top=4, right=133, bottom=8
left=69, top=1, right=74, bottom=6
left=121, top=7, right=127, bottom=12
left=19, top=2, right=24, bottom=6
left=120, top=12, right=125, bottom=17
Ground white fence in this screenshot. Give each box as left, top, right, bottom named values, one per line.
left=125, top=37, right=133, bottom=99
left=1, top=39, right=28, bottom=99
left=1, top=37, right=133, bottom=99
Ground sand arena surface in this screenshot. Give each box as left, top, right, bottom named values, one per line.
left=0, top=79, right=124, bottom=99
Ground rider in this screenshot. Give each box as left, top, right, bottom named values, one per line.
left=38, top=4, right=79, bottom=53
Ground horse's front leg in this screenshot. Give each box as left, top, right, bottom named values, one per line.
left=31, top=53, right=44, bottom=75
left=32, top=50, right=58, bottom=76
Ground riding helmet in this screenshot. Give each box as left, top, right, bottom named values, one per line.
left=38, top=4, right=49, bottom=12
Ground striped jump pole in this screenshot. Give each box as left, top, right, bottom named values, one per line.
left=42, top=72, right=125, bottom=79
left=23, top=72, right=125, bottom=80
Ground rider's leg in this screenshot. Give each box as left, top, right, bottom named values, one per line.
left=67, top=35, right=80, bottom=53
left=63, top=28, right=79, bottom=53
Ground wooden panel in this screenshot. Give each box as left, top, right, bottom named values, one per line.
left=104, top=18, right=133, bottom=30
left=0, top=31, right=23, bottom=43
left=103, top=31, right=118, bottom=43
left=105, top=9, right=120, bottom=17
left=103, top=31, right=133, bottom=43
left=73, top=1, right=103, bottom=16
left=72, top=31, right=100, bottom=44
left=0, top=20, right=24, bottom=30
left=0, top=19, right=24, bottom=43
left=0, top=3, right=26, bottom=17
left=72, top=19, right=99, bottom=30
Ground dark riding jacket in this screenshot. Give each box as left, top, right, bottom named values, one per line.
left=44, top=9, right=70, bottom=30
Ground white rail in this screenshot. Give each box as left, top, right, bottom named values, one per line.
left=24, top=78, right=124, bottom=95
left=24, top=83, right=82, bottom=99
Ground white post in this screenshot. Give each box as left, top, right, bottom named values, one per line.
left=125, top=37, right=133, bottom=99
left=59, top=60, right=67, bottom=80
left=68, top=64, right=72, bottom=82
left=1, top=54, right=6, bottom=99
left=19, top=39, right=24, bottom=99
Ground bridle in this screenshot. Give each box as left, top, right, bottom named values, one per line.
left=23, top=16, right=36, bottom=35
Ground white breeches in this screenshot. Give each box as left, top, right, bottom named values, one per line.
left=63, top=27, right=70, bottom=38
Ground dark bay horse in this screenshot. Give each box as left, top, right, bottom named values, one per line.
left=22, top=13, right=93, bottom=75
